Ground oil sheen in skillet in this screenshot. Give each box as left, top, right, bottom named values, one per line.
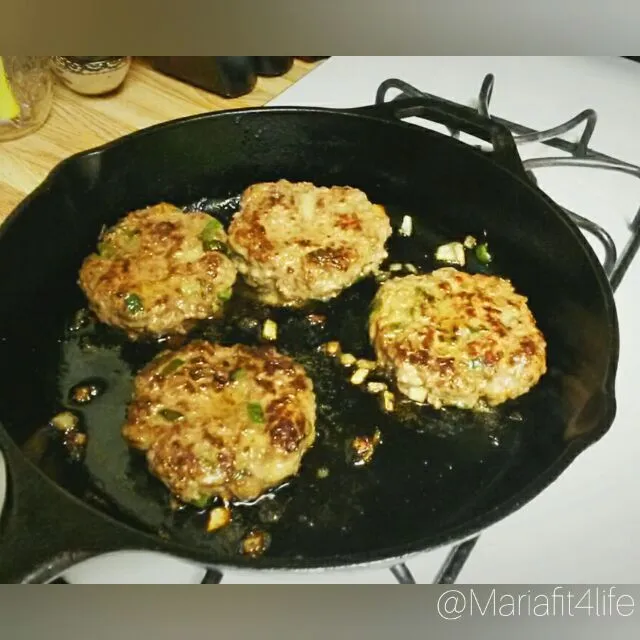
left=33, top=193, right=551, bottom=562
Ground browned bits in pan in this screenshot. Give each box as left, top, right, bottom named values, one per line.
left=65, top=431, right=87, bottom=459
left=241, top=529, right=271, bottom=557
left=49, top=411, right=87, bottom=462
left=306, top=313, right=326, bottom=326
left=69, top=382, right=102, bottom=405
left=348, top=429, right=382, bottom=467
left=50, top=411, right=79, bottom=432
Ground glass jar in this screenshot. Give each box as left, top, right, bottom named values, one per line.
left=51, top=56, right=132, bottom=96
left=0, top=56, right=53, bottom=142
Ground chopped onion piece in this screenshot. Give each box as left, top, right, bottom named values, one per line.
left=366, top=381, right=388, bottom=394
left=324, top=341, right=341, bottom=356
left=350, top=368, right=370, bottom=385
left=206, top=506, right=231, bottom=533
left=316, top=467, right=330, bottom=479
left=435, top=242, right=466, bottom=266
left=407, top=386, right=428, bottom=403
left=381, top=390, right=395, bottom=412
left=398, top=215, right=413, bottom=237
left=340, top=353, right=357, bottom=367
left=262, top=319, right=278, bottom=341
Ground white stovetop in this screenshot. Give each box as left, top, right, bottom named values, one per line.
left=7, top=56, right=640, bottom=583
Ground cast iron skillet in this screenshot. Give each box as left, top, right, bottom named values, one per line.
left=0, top=96, right=619, bottom=583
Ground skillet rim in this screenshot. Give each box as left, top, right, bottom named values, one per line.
left=0, top=102, right=620, bottom=573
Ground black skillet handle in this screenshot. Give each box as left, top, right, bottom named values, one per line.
left=350, top=96, right=526, bottom=178
left=0, top=434, right=170, bottom=583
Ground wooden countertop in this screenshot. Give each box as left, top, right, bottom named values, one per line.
left=0, top=58, right=320, bottom=224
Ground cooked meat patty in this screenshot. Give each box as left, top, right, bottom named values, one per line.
left=78, top=203, right=237, bottom=340
left=368, top=268, right=547, bottom=410
left=122, top=340, right=317, bottom=505
left=227, top=180, right=392, bottom=307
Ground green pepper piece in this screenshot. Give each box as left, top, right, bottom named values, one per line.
left=247, top=402, right=264, bottom=424
left=124, top=293, right=144, bottom=315
left=217, top=287, right=233, bottom=301
left=191, top=495, right=210, bottom=509
left=161, top=358, right=185, bottom=376
left=199, top=218, right=223, bottom=242
left=231, top=368, right=246, bottom=382
left=475, top=242, right=492, bottom=264
left=98, top=240, right=115, bottom=258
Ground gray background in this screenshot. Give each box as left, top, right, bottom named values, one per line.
left=0, top=585, right=638, bottom=638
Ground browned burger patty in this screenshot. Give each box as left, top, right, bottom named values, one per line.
left=227, top=180, right=392, bottom=307
left=78, top=203, right=237, bottom=340
left=121, top=340, right=317, bottom=505
left=368, top=268, right=547, bottom=410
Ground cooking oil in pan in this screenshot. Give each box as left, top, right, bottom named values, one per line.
left=25, top=195, right=537, bottom=562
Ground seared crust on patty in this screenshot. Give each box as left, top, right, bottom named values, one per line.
left=122, top=340, right=316, bottom=505
left=369, top=268, right=547, bottom=410
left=227, top=180, right=392, bottom=307
left=78, top=203, right=237, bottom=339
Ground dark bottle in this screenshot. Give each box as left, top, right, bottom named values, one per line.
left=253, top=57, right=294, bottom=76
left=147, top=57, right=257, bottom=98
